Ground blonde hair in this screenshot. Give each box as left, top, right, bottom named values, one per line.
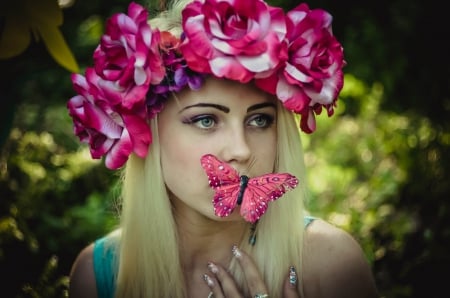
left=112, top=1, right=308, bottom=297
left=226, top=103, right=307, bottom=296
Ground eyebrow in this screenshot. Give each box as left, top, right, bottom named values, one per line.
left=179, top=102, right=276, bottom=113
left=247, top=102, right=276, bottom=112
left=179, top=103, right=230, bottom=113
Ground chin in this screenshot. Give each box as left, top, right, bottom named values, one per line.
left=210, top=211, right=244, bottom=222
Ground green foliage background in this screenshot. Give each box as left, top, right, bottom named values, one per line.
left=1, top=0, right=449, bottom=297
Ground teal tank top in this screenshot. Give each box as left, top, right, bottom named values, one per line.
left=93, top=236, right=117, bottom=298
left=93, top=216, right=316, bottom=298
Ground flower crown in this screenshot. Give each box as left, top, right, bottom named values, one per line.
left=67, top=0, right=345, bottom=169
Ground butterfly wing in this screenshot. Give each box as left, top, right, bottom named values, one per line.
left=240, top=173, right=299, bottom=223
left=200, top=154, right=241, bottom=218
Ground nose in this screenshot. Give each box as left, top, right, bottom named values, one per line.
left=221, top=127, right=252, bottom=166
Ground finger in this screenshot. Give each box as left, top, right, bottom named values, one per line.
left=232, top=245, right=269, bottom=296
left=207, top=262, right=242, bottom=297
left=203, top=273, right=225, bottom=298
left=282, top=266, right=301, bottom=298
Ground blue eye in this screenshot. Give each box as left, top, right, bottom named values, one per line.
left=192, top=115, right=216, bottom=129
left=248, top=114, right=274, bottom=128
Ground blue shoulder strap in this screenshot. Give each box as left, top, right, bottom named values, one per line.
left=93, top=236, right=116, bottom=298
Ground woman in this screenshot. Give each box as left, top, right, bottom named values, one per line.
left=67, top=0, right=379, bottom=297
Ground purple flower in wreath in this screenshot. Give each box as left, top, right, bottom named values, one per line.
left=146, top=31, right=204, bottom=118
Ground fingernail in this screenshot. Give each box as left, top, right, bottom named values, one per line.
left=207, top=262, right=219, bottom=274
left=289, top=266, right=297, bottom=287
left=232, top=245, right=241, bottom=258
left=203, top=274, right=214, bottom=287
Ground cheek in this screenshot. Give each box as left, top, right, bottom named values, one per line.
left=161, top=153, right=197, bottom=200
left=159, top=136, right=210, bottom=199
left=250, top=131, right=277, bottom=173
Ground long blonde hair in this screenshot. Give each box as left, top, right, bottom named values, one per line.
left=112, top=1, right=308, bottom=297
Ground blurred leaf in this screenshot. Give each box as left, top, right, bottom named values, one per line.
left=0, top=0, right=79, bottom=72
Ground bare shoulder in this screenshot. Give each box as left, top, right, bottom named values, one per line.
left=302, top=219, right=379, bottom=298
left=69, top=243, right=98, bottom=298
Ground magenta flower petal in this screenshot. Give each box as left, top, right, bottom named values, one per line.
left=299, top=109, right=316, bottom=134
left=104, top=129, right=133, bottom=169
left=121, top=113, right=151, bottom=158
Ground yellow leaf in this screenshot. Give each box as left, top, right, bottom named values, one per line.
left=38, top=23, right=80, bottom=73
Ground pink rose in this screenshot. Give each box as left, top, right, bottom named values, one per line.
left=255, top=3, right=345, bottom=133
left=67, top=69, right=152, bottom=169
left=93, top=2, right=165, bottom=110
left=180, top=0, right=287, bottom=83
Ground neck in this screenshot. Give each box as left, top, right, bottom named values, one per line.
left=176, top=214, right=248, bottom=268
left=173, top=209, right=249, bottom=297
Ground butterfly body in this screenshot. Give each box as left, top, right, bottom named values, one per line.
left=237, top=175, right=249, bottom=205
left=201, top=154, right=299, bottom=223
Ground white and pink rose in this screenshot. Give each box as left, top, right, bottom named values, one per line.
left=255, top=3, right=345, bottom=133
left=67, top=69, right=152, bottom=169
left=180, top=0, right=287, bottom=83
left=68, top=2, right=165, bottom=169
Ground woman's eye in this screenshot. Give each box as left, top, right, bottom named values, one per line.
left=248, top=114, right=274, bottom=128
left=192, top=115, right=216, bottom=129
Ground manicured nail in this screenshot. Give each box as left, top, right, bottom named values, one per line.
left=207, top=262, right=219, bottom=274
left=289, top=266, right=297, bottom=287
left=232, top=245, right=241, bottom=258
left=203, top=274, right=214, bottom=287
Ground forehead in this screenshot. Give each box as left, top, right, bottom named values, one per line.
left=175, top=77, right=276, bottom=107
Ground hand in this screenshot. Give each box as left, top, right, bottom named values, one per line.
left=203, top=245, right=301, bottom=298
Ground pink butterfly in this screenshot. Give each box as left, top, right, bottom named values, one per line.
left=200, top=154, right=299, bottom=223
